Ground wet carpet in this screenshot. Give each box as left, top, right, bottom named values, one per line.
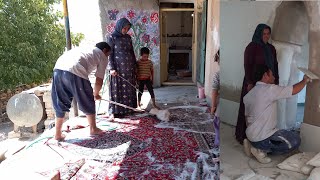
left=54, top=115, right=219, bottom=179
left=0, top=104, right=219, bottom=180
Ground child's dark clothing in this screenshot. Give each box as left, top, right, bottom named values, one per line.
left=137, top=59, right=155, bottom=101
left=138, top=80, right=155, bottom=101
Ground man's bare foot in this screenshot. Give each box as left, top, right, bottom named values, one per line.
left=54, top=134, right=66, bottom=141
left=90, top=127, right=105, bottom=136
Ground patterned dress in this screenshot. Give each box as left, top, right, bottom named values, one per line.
left=107, top=34, right=137, bottom=115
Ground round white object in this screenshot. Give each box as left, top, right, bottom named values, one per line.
left=6, top=93, right=43, bottom=127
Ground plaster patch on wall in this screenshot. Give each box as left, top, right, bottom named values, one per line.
left=273, top=41, right=301, bottom=86
left=213, top=27, right=219, bottom=52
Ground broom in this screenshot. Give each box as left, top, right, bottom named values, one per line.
left=101, top=98, right=144, bottom=112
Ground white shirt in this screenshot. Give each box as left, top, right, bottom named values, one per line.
left=244, top=82, right=293, bottom=142
left=54, top=47, right=108, bottom=80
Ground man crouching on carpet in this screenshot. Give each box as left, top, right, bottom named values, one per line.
left=51, top=42, right=111, bottom=141
left=243, top=64, right=311, bottom=163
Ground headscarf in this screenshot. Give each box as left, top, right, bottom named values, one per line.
left=252, top=24, right=275, bottom=74
left=112, top=18, right=132, bottom=37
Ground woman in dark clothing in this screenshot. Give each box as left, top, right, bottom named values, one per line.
left=107, top=18, right=137, bottom=118
left=235, top=24, right=279, bottom=144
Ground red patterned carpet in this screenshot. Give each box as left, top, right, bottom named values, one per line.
left=52, top=115, right=219, bottom=179
left=0, top=106, right=219, bottom=180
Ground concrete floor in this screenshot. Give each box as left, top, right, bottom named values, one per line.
left=220, top=123, right=307, bottom=180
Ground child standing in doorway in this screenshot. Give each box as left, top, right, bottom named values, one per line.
left=137, top=47, right=159, bottom=109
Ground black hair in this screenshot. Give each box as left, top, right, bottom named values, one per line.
left=96, top=42, right=111, bottom=52
left=254, top=64, right=271, bottom=82
left=140, top=47, right=150, bottom=55
left=214, top=49, right=220, bottom=62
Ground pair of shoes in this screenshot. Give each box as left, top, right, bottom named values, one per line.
left=243, top=139, right=252, bottom=157
left=251, top=147, right=271, bottom=164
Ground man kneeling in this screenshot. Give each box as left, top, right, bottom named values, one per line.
left=243, top=65, right=311, bottom=163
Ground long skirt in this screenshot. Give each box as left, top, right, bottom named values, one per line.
left=235, top=78, right=250, bottom=144
left=109, top=74, right=137, bottom=115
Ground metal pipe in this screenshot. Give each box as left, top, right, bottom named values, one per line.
left=62, top=0, right=78, bottom=116
left=63, top=0, right=72, bottom=50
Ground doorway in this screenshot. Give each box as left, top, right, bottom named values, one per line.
left=160, top=3, right=195, bottom=86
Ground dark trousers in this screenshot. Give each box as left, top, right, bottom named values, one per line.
left=138, top=80, right=155, bottom=102
left=251, top=130, right=301, bottom=155
left=51, top=70, right=95, bottom=118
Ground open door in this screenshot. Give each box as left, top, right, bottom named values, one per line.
left=160, top=11, right=168, bottom=84
left=197, top=0, right=207, bottom=84
left=160, top=8, right=194, bottom=86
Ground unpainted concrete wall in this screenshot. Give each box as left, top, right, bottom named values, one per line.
left=303, top=1, right=320, bottom=127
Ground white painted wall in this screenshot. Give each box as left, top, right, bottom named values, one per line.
left=220, top=1, right=279, bottom=126
left=166, top=11, right=193, bottom=47
left=166, top=11, right=193, bottom=34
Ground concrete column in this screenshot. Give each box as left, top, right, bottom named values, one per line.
left=272, top=41, right=301, bottom=129
left=300, top=1, right=320, bottom=152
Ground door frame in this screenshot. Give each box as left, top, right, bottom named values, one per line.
left=159, top=8, right=195, bottom=85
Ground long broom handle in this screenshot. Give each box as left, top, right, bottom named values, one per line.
left=115, top=74, right=144, bottom=94
left=101, top=99, right=144, bottom=112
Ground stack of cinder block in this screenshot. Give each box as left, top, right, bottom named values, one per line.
left=42, top=91, right=56, bottom=129
left=43, top=92, right=55, bottom=119
left=24, top=84, right=54, bottom=130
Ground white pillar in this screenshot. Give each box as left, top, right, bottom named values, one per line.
left=272, top=41, right=301, bottom=129
left=300, top=1, right=320, bottom=152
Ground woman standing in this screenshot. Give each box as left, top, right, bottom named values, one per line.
left=235, top=24, right=279, bottom=144
left=107, top=18, right=137, bottom=118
